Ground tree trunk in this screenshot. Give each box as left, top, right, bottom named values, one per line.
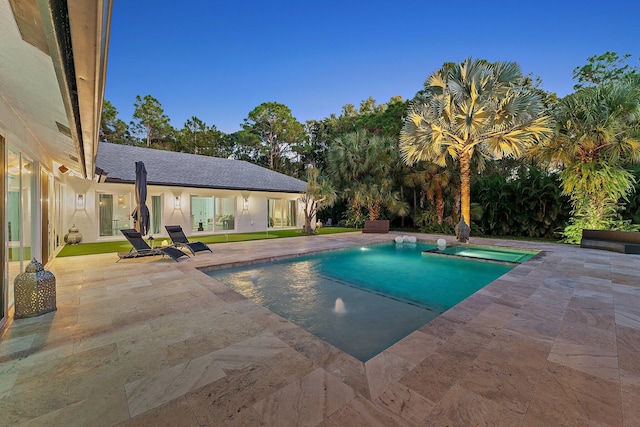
left=435, top=176, right=444, bottom=224
left=459, top=149, right=471, bottom=227
left=400, top=186, right=405, bottom=228
left=302, top=201, right=316, bottom=234
left=303, top=211, right=312, bottom=233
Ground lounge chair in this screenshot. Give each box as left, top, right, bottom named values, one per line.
left=165, top=225, right=213, bottom=255
left=118, top=229, right=190, bottom=262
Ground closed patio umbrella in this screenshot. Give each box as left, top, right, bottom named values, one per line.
left=131, top=161, right=150, bottom=236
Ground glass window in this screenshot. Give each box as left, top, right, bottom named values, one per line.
left=1, top=136, right=4, bottom=321
left=215, top=197, right=235, bottom=231
left=150, top=195, right=162, bottom=235
left=191, top=196, right=213, bottom=232
left=267, top=199, right=282, bottom=228
left=7, top=149, right=34, bottom=308
left=7, top=149, right=20, bottom=310
left=268, top=199, right=298, bottom=228
left=21, top=158, right=33, bottom=260
left=99, top=193, right=131, bottom=236
left=285, top=200, right=297, bottom=227
left=8, top=150, right=20, bottom=261
left=54, top=181, right=63, bottom=250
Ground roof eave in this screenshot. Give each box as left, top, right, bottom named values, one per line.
left=39, top=0, right=113, bottom=179
left=104, top=178, right=305, bottom=194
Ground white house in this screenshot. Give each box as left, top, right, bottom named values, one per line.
left=64, top=142, right=308, bottom=242
left=1, top=0, right=112, bottom=330
left=0, top=0, right=309, bottom=332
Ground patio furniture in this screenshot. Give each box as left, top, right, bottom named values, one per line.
left=362, top=220, right=390, bottom=234
left=580, top=229, right=640, bottom=254
left=165, top=225, right=213, bottom=255
left=118, top=229, right=190, bottom=262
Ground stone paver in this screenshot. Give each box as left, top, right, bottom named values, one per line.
left=1, top=232, right=638, bottom=426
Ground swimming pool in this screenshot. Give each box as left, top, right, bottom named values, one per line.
left=207, top=242, right=518, bottom=361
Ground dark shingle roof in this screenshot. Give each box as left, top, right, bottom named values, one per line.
left=96, top=142, right=307, bottom=193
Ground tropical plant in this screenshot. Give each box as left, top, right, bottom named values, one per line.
left=531, top=77, right=640, bottom=243
left=472, top=165, right=570, bottom=238
left=327, top=131, right=398, bottom=224
left=400, top=58, right=552, bottom=236
left=299, top=167, right=337, bottom=233
left=403, top=161, right=458, bottom=226
left=623, top=166, right=640, bottom=223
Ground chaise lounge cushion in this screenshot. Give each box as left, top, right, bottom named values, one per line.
left=580, top=229, right=640, bottom=254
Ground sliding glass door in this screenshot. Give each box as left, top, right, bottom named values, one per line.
left=99, top=193, right=131, bottom=236
left=150, top=195, right=162, bottom=235
left=268, top=199, right=298, bottom=228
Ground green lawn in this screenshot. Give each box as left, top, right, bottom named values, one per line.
left=57, top=227, right=359, bottom=257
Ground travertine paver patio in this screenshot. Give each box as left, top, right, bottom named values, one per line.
left=1, top=232, right=639, bottom=426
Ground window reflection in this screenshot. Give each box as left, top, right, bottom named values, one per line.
left=7, top=148, right=34, bottom=308
left=268, top=199, right=297, bottom=228
left=191, top=196, right=213, bottom=232
left=215, top=197, right=235, bottom=231
left=99, top=193, right=131, bottom=236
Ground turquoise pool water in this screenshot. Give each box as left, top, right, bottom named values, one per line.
left=207, top=242, right=517, bottom=361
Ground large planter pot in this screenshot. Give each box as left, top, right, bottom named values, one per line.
left=64, top=224, right=82, bottom=244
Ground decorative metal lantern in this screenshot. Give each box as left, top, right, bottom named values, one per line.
left=14, top=258, right=57, bottom=318
left=64, top=224, right=82, bottom=244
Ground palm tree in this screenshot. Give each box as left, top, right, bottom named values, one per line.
left=404, top=162, right=456, bottom=225
left=530, top=77, right=640, bottom=242
left=299, top=167, right=337, bottom=233
left=327, top=131, right=397, bottom=224
left=399, top=58, right=552, bottom=233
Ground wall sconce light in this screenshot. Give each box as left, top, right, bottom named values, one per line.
left=76, top=193, right=85, bottom=209
left=241, top=191, right=250, bottom=211
left=174, top=196, right=181, bottom=209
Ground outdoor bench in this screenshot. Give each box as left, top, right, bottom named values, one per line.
left=362, top=220, right=390, bottom=234
left=580, top=229, right=640, bottom=254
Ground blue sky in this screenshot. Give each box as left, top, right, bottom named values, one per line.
left=105, top=0, right=639, bottom=134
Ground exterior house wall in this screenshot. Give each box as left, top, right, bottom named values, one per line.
left=2, top=101, right=66, bottom=320
left=1, top=0, right=113, bottom=333
left=61, top=176, right=305, bottom=243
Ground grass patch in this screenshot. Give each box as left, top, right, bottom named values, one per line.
left=57, top=241, right=134, bottom=257
left=57, top=227, right=358, bottom=257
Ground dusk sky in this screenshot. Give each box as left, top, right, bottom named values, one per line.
left=105, top=0, right=640, bottom=134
